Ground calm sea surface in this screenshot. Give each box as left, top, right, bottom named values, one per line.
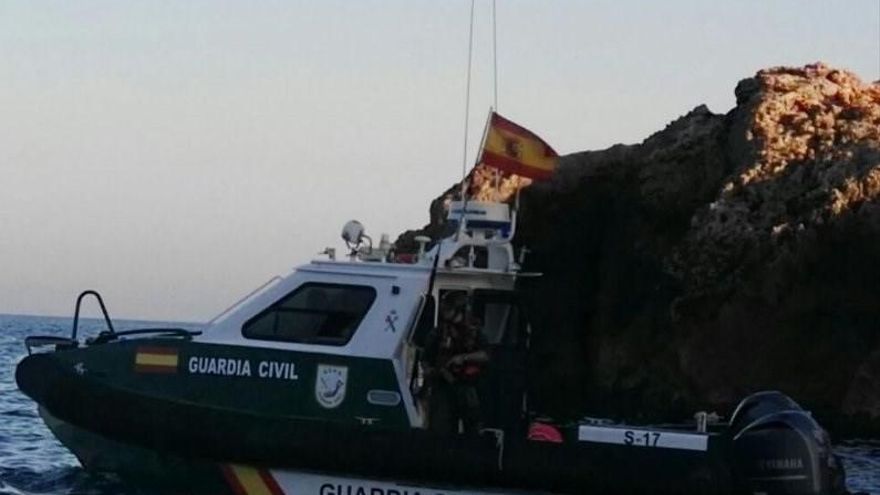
left=1, top=314, right=878, bottom=494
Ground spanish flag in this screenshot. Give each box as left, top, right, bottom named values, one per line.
left=134, top=346, right=179, bottom=374
left=480, top=112, right=558, bottom=180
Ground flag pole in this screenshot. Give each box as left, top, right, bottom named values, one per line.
left=474, top=107, right=494, bottom=168
left=491, top=0, right=501, bottom=201
left=507, top=184, right=521, bottom=242
left=456, top=108, right=494, bottom=242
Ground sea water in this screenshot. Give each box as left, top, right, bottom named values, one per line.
left=1, top=314, right=878, bottom=495
left=0, top=314, right=200, bottom=495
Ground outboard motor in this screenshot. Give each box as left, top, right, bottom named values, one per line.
left=729, top=392, right=846, bottom=495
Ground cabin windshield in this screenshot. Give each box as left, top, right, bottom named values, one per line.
left=242, top=282, right=376, bottom=346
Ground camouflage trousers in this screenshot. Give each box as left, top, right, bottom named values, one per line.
left=428, top=380, right=482, bottom=435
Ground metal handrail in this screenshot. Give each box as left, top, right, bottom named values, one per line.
left=87, top=327, right=201, bottom=345
left=72, top=290, right=115, bottom=341
left=24, top=335, right=77, bottom=355
left=25, top=290, right=200, bottom=354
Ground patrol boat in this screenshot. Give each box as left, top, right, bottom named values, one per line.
left=16, top=200, right=846, bottom=495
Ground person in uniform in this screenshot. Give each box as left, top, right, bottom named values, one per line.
left=423, top=292, right=489, bottom=435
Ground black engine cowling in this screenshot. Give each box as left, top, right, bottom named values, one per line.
left=730, top=392, right=846, bottom=495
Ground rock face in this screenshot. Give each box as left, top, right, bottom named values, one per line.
left=399, top=63, right=880, bottom=434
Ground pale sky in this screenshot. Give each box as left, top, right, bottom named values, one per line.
left=1, top=1, right=878, bottom=322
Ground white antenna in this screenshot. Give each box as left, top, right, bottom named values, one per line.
left=492, top=0, right=498, bottom=110
left=491, top=0, right=502, bottom=201
left=456, top=109, right=493, bottom=241
left=460, top=0, right=476, bottom=195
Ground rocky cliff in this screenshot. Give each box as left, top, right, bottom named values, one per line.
left=398, top=63, right=880, bottom=434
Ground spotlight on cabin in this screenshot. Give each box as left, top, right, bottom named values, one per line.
left=342, top=220, right=364, bottom=246
left=342, top=220, right=369, bottom=251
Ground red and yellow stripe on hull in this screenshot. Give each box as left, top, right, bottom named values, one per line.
left=133, top=346, right=179, bottom=373
left=223, top=464, right=285, bottom=495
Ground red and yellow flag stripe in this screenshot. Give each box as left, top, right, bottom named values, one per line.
left=133, top=346, right=179, bottom=373
left=481, top=112, right=558, bottom=181
left=222, top=465, right=285, bottom=495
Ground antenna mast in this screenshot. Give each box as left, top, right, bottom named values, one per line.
left=460, top=0, right=476, bottom=200
left=491, top=0, right=502, bottom=199
left=493, top=0, right=498, bottom=110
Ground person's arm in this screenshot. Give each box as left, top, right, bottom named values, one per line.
left=447, top=349, right=488, bottom=366
left=450, top=327, right=489, bottom=366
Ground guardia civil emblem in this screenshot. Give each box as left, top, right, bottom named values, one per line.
left=315, top=364, right=348, bottom=409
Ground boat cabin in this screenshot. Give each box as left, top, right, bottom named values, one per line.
left=199, top=201, right=531, bottom=432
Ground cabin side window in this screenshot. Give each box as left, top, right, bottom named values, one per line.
left=242, top=283, right=376, bottom=346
